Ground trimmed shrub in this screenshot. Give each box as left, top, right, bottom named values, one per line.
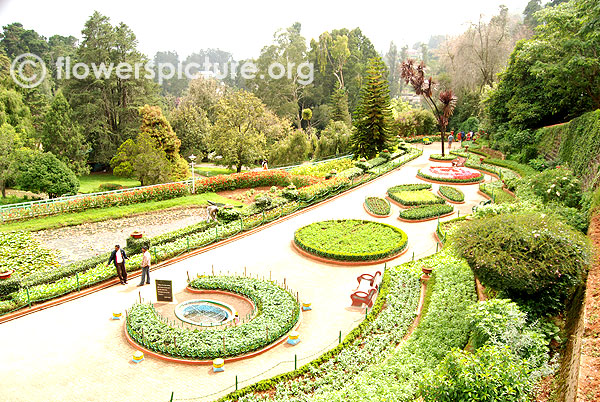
left=399, top=204, right=454, bottom=220
left=217, top=207, right=241, bottom=223
left=388, top=183, right=431, bottom=192
left=388, top=189, right=445, bottom=207
left=364, top=197, right=391, bottom=216
left=337, top=167, right=363, bottom=179
left=439, top=186, right=465, bottom=202
left=453, top=212, right=590, bottom=315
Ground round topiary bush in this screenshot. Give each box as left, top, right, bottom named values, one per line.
left=453, top=212, right=590, bottom=313
left=294, top=219, right=408, bottom=262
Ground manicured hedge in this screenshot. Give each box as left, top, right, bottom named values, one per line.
left=430, top=154, right=455, bottom=161
left=482, top=158, right=537, bottom=177
left=399, top=204, right=454, bottom=221
left=127, top=276, right=299, bottom=359
left=438, top=186, right=465, bottom=202
left=388, top=189, right=445, bottom=207
left=364, top=197, right=391, bottom=216
left=388, top=183, right=432, bottom=192
left=294, top=220, right=408, bottom=261
left=337, top=167, right=363, bottom=179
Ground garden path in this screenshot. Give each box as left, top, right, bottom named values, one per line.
left=0, top=144, right=493, bottom=402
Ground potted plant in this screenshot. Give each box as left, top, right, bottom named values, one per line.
left=0, top=269, right=14, bottom=280
left=130, top=230, right=144, bottom=239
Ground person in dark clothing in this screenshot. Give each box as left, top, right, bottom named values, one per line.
left=107, top=245, right=128, bottom=285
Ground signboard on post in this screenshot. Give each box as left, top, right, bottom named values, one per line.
left=156, top=279, right=173, bottom=302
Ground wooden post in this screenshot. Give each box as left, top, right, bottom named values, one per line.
left=212, top=265, right=214, bottom=276
left=244, top=266, right=246, bottom=276
left=186, top=271, right=190, bottom=283
left=223, top=335, right=226, bottom=354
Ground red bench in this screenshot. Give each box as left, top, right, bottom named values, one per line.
left=350, top=271, right=382, bottom=308
left=452, top=156, right=466, bottom=167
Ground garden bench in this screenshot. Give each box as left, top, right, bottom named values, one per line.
left=350, top=271, right=382, bottom=308
left=452, top=156, right=466, bottom=167
left=472, top=199, right=492, bottom=213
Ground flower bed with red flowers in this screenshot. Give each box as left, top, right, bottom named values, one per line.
left=417, top=166, right=484, bottom=184
left=194, top=170, right=319, bottom=192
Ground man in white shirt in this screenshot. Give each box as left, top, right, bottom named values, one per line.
left=107, top=245, right=128, bottom=285
left=137, top=245, right=151, bottom=287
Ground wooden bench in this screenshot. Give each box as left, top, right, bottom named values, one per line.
left=350, top=271, right=383, bottom=308
left=452, top=156, right=466, bottom=167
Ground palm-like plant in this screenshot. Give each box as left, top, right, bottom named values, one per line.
left=401, top=59, right=457, bottom=156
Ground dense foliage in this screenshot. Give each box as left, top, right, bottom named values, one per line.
left=388, top=189, right=445, bottom=207
left=398, top=204, right=454, bottom=221
left=364, top=197, right=391, bottom=216
left=438, top=186, right=465, bottom=202
left=453, top=212, right=590, bottom=315
left=127, top=276, right=299, bottom=359
left=294, top=220, right=408, bottom=261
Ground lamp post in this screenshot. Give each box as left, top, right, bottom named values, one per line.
left=189, top=154, right=197, bottom=194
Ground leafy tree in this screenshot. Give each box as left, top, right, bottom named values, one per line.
left=169, top=103, right=211, bottom=159
left=401, top=59, right=456, bottom=155
left=330, top=88, right=352, bottom=126
left=351, top=57, right=394, bottom=158
left=524, top=0, right=542, bottom=28
left=111, top=133, right=172, bottom=186
left=268, top=130, right=310, bottom=167
left=210, top=90, right=276, bottom=172
left=41, top=90, right=89, bottom=175
left=315, top=121, right=352, bottom=159
left=65, top=11, right=159, bottom=165
left=385, top=41, right=402, bottom=98
left=15, top=151, right=79, bottom=198
left=301, top=108, right=312, bottom=130
left=179, top=76, right=227, bottom=123
left=153, top=51, right=189, bottom=97
left=251, top=23, right=309, bottom=127
left=0, top=23, right=49, bottom=59
left=0, top=123, right=21, bottom=198
left=138, top=104, right=188, bottom=180
left=0, top=87, right=34, bottom=145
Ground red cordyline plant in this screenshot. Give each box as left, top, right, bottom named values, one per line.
left=400, top=59, right=457, bottom=156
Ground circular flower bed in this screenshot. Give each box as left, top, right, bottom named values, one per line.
left=418, top=166, right=483, bottom=184
left=126, top=276, right=299, bottom=360
left=364, top=197, right=391, bottom=217
left=294, top=220, right=408, bottom=262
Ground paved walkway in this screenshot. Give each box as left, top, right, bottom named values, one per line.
left=0, top=144, right=491, bottom=402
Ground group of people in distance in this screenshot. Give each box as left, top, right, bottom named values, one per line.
left=447, top=130, right=475, bottom=149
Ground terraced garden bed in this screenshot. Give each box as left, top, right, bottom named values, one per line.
left=294, top=220, right=408, bottom=262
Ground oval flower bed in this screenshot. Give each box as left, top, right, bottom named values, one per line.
left=417, top=166, right=483, bottom=184
left=398, top=204, right=454, bottom=222
left=438, top=185, right=465, bottom=203
left=294, top=220, right=408, bottom=262
left=364, top=197, right=391, bottom=217
left=126, top=276, right=299, bottom=361
left=387, top=189, right=445, bottom=207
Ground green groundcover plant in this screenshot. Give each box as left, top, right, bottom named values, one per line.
left=364, top=197, right=391, bottom=216
left=127, top=276, right=299, bottom=360
left=438, top=186, right=464, bottom=202
left=294, top=220, right=408, bottom=261
left=399, top=204, right=454, bottom=221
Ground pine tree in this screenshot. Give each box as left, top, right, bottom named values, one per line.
left=351, top=57, right=394, bottom=158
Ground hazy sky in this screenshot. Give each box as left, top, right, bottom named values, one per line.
left=0, top=0, right=532, bottom=60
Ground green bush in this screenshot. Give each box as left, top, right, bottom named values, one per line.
left=430, top=154, right=455, bottom=161
left=281, top=184, right=298, bottom=200
left=439, top=186, right=464, bottom=202
left=399, top=204, right=454, bottom=220
left=337, top=167, right=363, bottom=179
left=482, top=158, right=538, bottom=177
left=217, top=207, right=241, bottom=224
left=0, top=277, right=21, bottom=299
left=453, top=212, right=590, bottom=314
left=517, top=167, right=582, bottom=208
left=97, top=183, right=125, bottom=191
left=420, top=345, right=533, bottom=402
left=388, top=183, right=431, bottom=192
left=354, top=160, right=372, bottom=171
left=294, top=220, right=408, bottom=261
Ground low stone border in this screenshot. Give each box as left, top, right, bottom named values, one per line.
left=362, top=202, right=392, bottom=218
left=437, top=190, right=465, bottom=204
left=397, top=210, right=455, bottom=223
left=291, top=240, right=408, bottom=266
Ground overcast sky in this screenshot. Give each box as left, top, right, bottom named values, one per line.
left=0, top=0, right=532, bottom=60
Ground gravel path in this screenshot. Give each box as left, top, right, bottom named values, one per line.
left=32, top=207, right=208, bottom=264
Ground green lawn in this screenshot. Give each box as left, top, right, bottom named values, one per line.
left=194, top=166, right=235, bottom=177
left=0, top=192, right=241, bottom=233
left=78, top=173, right=141, bottom=193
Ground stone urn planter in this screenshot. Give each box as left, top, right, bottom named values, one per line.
left=0, top=270, right=14, bottom=280
left=421, top=266, right=433, bottom=276
left=130, top=231, right=143, bottom=239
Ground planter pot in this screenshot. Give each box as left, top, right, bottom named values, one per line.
left=421, top=267, right=433, bottom=275
left=130, top=232, right=143, bottom=239
left=0, top=270, right=14, bottom=279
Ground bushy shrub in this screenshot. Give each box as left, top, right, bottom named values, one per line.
left=354, top=160, right=372, bottom=171
left=517, top=167, right=582, bottom=208
left=378, top=149, right=391, bottom=160
left=453, top=212, right=590, bottom=314
left=420, top=345, right=533, bottom=402
left=98, top=183, right=125, bottom=191
left=254, top=195, right=272, bottom=210
left=216, top=207, right=241, bottom=223
left=337, top=167, right=363, bottom=179
left=281, top=184, right=298, bottom=200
